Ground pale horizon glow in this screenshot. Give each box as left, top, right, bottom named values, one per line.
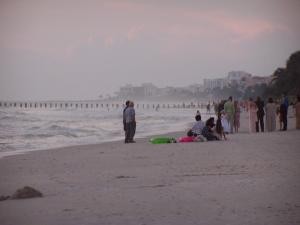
left=0, top=0, right=299, bottom=100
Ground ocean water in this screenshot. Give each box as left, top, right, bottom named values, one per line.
left=0, top=105, right=213, bottom=157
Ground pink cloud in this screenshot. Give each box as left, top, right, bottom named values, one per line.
left=104, top=36, right=114, bottom=47
left=126, top=25, right=144, bottom=41
left=181, top=9, right=284, bottom=42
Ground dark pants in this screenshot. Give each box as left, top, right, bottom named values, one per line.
left=256, top=112, right=264, bottom=132
left=125, top=121, right=136, bottom=143
left=282, top=112, right=287, bottom=130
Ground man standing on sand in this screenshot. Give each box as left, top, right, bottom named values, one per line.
left=295, top=95, right=300, bottom=129
left=282, top=93, right=289, bottom=131
left=224, top=96, right=235, bottom=133
left=123, top=100, right=130, bottom=143
left=255, top=96, right=265, bottom=132
left=124, top=101, right=136, bottom=143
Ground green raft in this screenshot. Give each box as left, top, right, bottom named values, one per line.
left=150, top=137, right=177, bottom=144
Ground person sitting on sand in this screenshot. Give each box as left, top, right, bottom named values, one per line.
left=187, top=113, right=205, bottom=137
left=201, top=117, right=220, bottom=141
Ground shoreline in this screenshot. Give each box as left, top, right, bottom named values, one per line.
left=0, top=115, right=299, bottom=225
left=0, top=129, right=187, bottom=160
left=1, top=110, right=295, bottom=160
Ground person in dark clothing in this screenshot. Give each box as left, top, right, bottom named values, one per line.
left=282, top=93, right=289, bottom=131
left=123, top=100, right=130, bottom=143
left=255, top=96, right=265, bottom=132
left=278, top=103, right=285, bottom=130
left=201, top=117, right=220, bottom=141
left=216, top=112, right=227, bottom=140
left=124, top=101, right=136, bottom=143
left=217, top=100, right=225, bottom=114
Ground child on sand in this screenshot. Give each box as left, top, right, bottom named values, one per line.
left=216, top=112, right=227, bottom=140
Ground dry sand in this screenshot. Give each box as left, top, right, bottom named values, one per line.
left=0, top=113, right=300, bottom=225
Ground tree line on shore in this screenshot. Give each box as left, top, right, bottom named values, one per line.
left=209, top=50, right=300, bottom=102
left=108, top=50, right=299, bottom=103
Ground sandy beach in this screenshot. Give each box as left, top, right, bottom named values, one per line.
left=0, top=113, right=300, bottom=225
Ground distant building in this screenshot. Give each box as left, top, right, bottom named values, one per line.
left=203, top=71, right=271, bottom=91
left=119, top=84, right=135, bottom=97
left=141, top=83, right=159, bottom=96
left=188, top=84, right=204, bottom=94
left=227, top=71, right=252, bottom=85
left=118, top=83, right=159, bottom=98
left=244, top=76, right=272, bottom=87
left=203, top=78, right=228, bottom=90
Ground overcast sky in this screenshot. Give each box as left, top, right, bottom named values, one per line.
left=0, top=0, right=299, bottom=100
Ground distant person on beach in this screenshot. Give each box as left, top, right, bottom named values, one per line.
left=216, top=112, right=227, bottom=140
left=217, top=100, right=225, bottom=115
left=124, top=101, right=136, bottom=143
left=206, top=103, right=211, bottom=114
left=255, top=96, right=265, bottom=132
left=213, top=102, right=218, bottom=115
left=201, top=117, right=219, bottom=141
left=123, top=100, right=130, bottom=143
left=281, top=93, right=289, bottom=131
left=220, top=110, right=230, bottom=134
left=188, top=113, right=205, bottom=136
left=224, top=96, right=235, bottom=133
left=233, top=100, right=241, bottom=133
left=295, top=95, right=300, bottom=129
left=278, top=103, right=285, bottom=130
left=248, top=98, right=257, bottom=133
left=265, top=97, right=277, bottom=132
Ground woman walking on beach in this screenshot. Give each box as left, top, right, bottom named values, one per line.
left=233, top=100, right=240, bottom=133
left=295, top=95, right=300, bottom=129
left=265, top=97, right=277, bottom=132
left=248, top=98, right=257, bottom=133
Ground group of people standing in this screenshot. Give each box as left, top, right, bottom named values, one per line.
left=248, top=94, right=292, bottom=133
left=214, top=96, right=241, bottom=134
left=215, top=93, right=300, bottom=134
left=122, top=94, right=300, bottom=143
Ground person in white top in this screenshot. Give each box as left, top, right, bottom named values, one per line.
left=189, top=114, right=205, bottom=136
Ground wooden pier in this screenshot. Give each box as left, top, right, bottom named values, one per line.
left=0, top=101, right=209, bottom=110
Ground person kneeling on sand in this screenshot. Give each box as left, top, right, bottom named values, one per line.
left=187, top=113, right=205, bottom=137
left=201, top=117, right=220, bottom=141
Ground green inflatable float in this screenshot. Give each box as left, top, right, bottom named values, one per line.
left=150, top=137, right=177, bottom=144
